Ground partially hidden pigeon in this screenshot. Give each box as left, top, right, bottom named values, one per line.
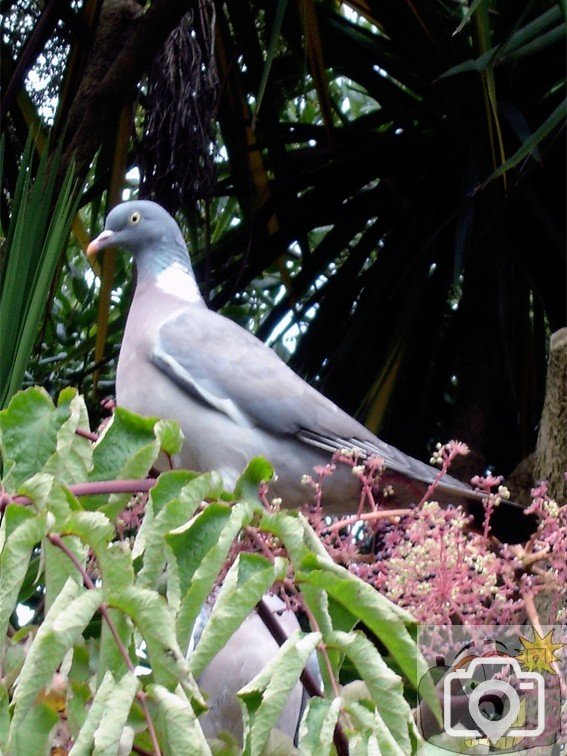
left=88, top=200, right=533, bottom=540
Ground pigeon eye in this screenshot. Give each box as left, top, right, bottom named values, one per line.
left=129, top=211, right=142, bottom=225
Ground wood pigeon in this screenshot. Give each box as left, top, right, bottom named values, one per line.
left=88, top=200, right=534, bottom=538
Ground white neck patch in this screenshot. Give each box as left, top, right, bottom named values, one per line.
left=155, top=262, right=202, bottom=303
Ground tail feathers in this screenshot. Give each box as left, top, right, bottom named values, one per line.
left=298, top=429, right=537, bottom=543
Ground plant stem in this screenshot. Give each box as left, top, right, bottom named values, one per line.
left=324, top=508, right=412, bottom=534
left=13, top=478, right=157, bottom=506
left=256, top=597, right=349, bottom=756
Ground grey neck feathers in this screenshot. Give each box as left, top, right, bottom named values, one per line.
left=135, top=241, right=195, bottom=282
left=133, top=240, right=204, bottom=305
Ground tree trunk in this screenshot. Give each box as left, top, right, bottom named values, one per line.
left=534, top=327, right=567, bottom=501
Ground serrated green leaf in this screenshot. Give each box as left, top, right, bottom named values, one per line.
left=149, top=684, right=212, bottom=756
left=63, top=509, right=115, bottom=553
left=0, top=387, right=70, bottom=490
left=83, top=408, right=181, bottom=517
left=188, top=553, right=287, bottom=678
left=35, top=479, right=87, bottom=613
left=344, top=700, right=405, bottom=755
left=98, top=542, right=136, bottom=684
left=107, top=584, right=187, bottom=686
left=233, top=457, right=274, bottom=503
left=154, top=418, right=184, bottom=456
left=70, top=671, right=116, bottom=756
left=9, top=697, right=60, bottom=756
left=259, top=510, right=329, bottom=569
left=169, top=500, right=254, bottom=653
left=10, top=580, right=102, bottom=742
left=43, top=389, right=92, bottom=484
left=298, top=696, right=341, bottom=755
left=44, top=534, right=87, bottom=614
left=326, top=630, right=412, bottom=752
left=89, top=408, right=159, bottom=482
left=296, top=555, right=439, bottom=720
left=2, top=631, right=30, bottom=689
left=92, top=671, right=140, bottom=755
left=0, top=506, right=48, bottom=654
left=67, top=679, right=92, bottom=741
left=260, top=511, right=337, bottom=691
left=239, top=631, right=321, bottom=756
left=136, top=472, right=224, bottom=591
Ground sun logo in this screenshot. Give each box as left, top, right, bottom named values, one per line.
left=515, top=628, right=565, bottom=675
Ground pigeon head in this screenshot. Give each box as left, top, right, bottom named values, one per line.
left=87, top=200, right=192, bottom=275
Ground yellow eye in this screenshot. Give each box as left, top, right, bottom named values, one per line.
left=129, top=211, right=142, bottom=225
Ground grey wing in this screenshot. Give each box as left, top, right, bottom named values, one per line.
left=152, top=307, right=471, bottom=494
left=151, top=306, right=356, bottom=435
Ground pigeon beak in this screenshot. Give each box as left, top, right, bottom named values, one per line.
left=87, top=229, right=115, bottom=260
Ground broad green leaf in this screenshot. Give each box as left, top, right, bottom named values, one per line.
left=101, top=539, right=135, bottom=596
left=89, top=408, right=182, bottom=482
left=0, top=506, right=48, bottom=654
left=84, top=408, right=182, bottom=516
left=89, top=409, right=159, bottom=483
left=260, top=511, right=338, bottom=689
left=67, top=678, right=92, bottom=742
left=296, top=554, right=439, bottom=718
left=8, top=698, right=60, bottom=756
left=149, top=684, right=212, bottom=756
left=146, top=469, right=204, bottom=515
left=92, top=672, right=140, bottom=755
left=1, top=630, right=31, bottom=690
left=344, top=700, right=405, bottom=756
left=39, top=478, right=87, bottom=612
left=0, top=387, right=70, bottom=490
left=169, top=500, right=254, bottom=653
left=154, top=418, right=185, bottom=457
left=62, top=509, right=115, bottom=553
left=260, top=510, right=331, bottom=569
left=43, top=389, right=92, bottom=484
left=70, top=671, right=116, bottom=756
left=107, top=584, right=188, bottom=686
left=298, top=696, right=341, bottom=755
left=44, top=534, right=87, bottom=614
left=188, top=553, right=287, bottom=678
left=326, top=630, right=412, bottom=752
left=233, top=457, right=274, bottom=503
left=136, top=471, right=224, bottom=590
left=239, top=630, right=321, bottom=756
left=98, top=542, right=136, bottom=684
left=10, top=580, right=102, bottom=742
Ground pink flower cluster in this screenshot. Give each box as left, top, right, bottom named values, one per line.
left=307, top=442, right=566, bottom=628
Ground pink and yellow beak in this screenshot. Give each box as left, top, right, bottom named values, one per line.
left=86, top=229, right=115, bottom=261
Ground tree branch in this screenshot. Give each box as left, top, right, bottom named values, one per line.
left=61, top=0, right=195, bottom=182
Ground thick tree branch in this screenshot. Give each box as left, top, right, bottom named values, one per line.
left=60, top=0, right=194, bottom=181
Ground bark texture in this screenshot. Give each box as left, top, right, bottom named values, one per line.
left=59, top=0, right=194, bottom=183
left=534, top=327, right=567, bottom=501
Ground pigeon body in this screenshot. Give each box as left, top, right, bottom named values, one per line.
left=88, top=200, right=533, bottom=532
left=192, top=594, right=319, bottom=744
